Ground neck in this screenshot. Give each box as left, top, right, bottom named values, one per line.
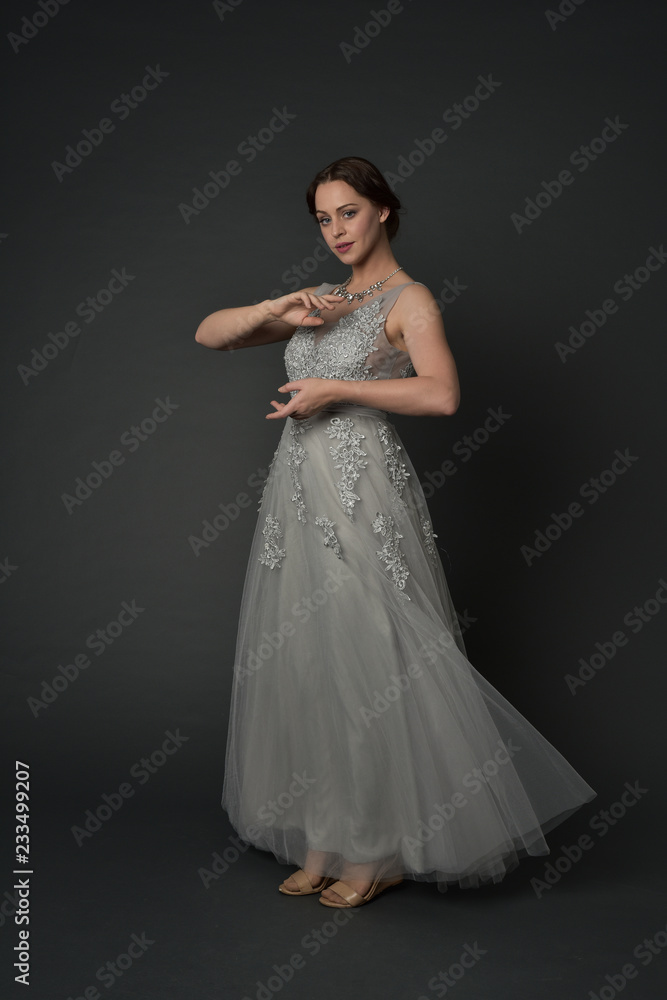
left=347, top=247, right=400, bottom=291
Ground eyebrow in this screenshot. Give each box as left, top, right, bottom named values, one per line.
left=315, top=203, right=359, bottom=216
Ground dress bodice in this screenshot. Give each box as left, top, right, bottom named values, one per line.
left=284, top=281, right=424, bottom=395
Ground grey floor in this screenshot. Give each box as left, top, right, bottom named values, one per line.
left=9, top=799, right=666, bottom=1000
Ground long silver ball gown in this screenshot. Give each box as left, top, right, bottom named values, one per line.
left=221, top=281, right=596, bottom=892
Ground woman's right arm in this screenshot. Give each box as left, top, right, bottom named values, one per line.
left=194, top=286, right=338, bottom=351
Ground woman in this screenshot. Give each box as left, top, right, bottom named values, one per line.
left=195, top=156, right=596, bottom=908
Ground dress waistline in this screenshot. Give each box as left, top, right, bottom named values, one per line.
left=312, top=403, right=389, bottom=420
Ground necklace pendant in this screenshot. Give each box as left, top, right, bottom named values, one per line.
left=333, top=265, right=403, bottom=305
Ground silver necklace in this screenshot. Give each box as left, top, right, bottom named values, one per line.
left=332, top=266, right=404, bottom=304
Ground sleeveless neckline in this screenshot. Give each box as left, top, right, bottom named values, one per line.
left=314, top=280, right=421, bottom=333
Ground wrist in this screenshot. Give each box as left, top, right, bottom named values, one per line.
left=329, top=379, right=350, bottom=404
left=258, top=298, right=275, bottom=322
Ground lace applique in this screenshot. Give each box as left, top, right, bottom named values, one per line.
left=421, top=516, right=439, bottom=561
left=284, top=299, right=386, bottom=386
left=286, top=419, right=311, bottom=524
left=376, top=423, right=410, bottom=505
left=314, top=515, right=342, bottom=558
left=399, top=360, right=416, bottom=378
left=371, top=511, right=411, bottom=599
left=258, top=514, right=286, bottom=569
left=324, top=416, right=368, bottom=520
left=257, top=445, right=280, bottom=513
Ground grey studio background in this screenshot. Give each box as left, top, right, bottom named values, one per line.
left=1, top=1, right=666, bottom=999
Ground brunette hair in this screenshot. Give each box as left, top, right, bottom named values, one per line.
left=305, top=156, right=402, bottom=242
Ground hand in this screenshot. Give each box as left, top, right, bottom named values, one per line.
left=266, top=379, right=340, bottom=420
left=267, top=291, right=342, bottom=328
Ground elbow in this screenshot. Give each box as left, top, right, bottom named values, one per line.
left=442, top=396, right=459, bottom=417
left=435, top=384, right=460, bottom=417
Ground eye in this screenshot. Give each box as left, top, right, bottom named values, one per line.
left=317, top=210, right=355, bottom=226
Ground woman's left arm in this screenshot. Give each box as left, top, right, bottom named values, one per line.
left=267, top=284, right=461, bottom=419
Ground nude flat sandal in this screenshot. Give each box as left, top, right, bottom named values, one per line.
left=318, top=872, right=403, bottom=908
left=278, top=869, right=336, bottom=895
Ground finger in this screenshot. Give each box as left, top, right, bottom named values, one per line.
left=276, top=400, right=299, bottom=419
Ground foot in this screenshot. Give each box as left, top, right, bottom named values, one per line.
left=319, top=861, right=378, bottom=905
left=281, top=850, right=330, bottom=893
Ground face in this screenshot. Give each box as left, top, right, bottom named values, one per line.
left=314, top=180, right=389, bottom=261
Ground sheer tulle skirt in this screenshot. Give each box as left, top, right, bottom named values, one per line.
left=221, top=404, right=596, bottom=891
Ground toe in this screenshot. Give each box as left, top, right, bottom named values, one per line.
left=321, top=886, right=346, bottom=904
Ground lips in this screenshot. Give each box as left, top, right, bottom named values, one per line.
left=335, top=242, right=354, bottom=250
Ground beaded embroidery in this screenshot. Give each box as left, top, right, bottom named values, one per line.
left=376, top=422, right=410, bottom=504
left=371, top=511, right=411, bottom=598
left=324, top=416, right=368, bottom=520
left=258, top=514, right=286, bottom=569
left=286, top=419, right=310, bottom=524
left=314, top=515, right=342, bottom=559
left=421, top=516, right=439, bottom=561
left=284, top=299, right=387, bottom=387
